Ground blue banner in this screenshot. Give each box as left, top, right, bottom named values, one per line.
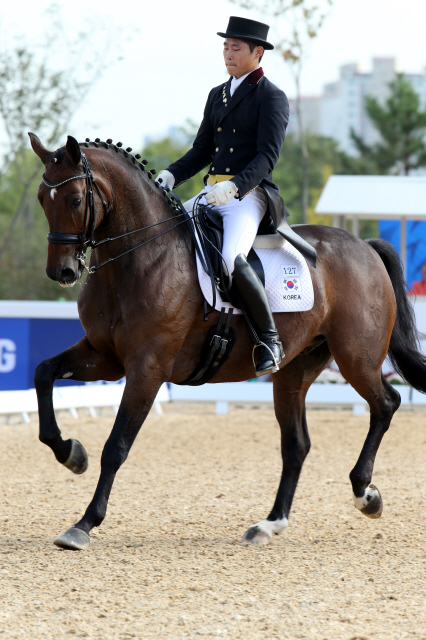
left=379, top=220, right=426, bottom=288
left=0, top=319, right=30, bottom=391
left=0, top=317, right=85, bottom=391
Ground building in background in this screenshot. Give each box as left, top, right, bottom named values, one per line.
left=288, top=57, right=426, bottom=155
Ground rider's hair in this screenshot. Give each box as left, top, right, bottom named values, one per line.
left=240, top=38, right=264, bottom=63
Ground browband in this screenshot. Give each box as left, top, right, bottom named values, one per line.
left=42, top=173, right=87, bottom=189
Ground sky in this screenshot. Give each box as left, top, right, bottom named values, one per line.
left=1, top=0, right=426, bottom=152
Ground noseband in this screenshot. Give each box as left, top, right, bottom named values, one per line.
left=42, top=153, right=108, bottom=265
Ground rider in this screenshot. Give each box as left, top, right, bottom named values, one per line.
left=156, top=16, right=289, bottom=376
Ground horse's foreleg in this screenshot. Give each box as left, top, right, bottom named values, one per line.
left=53, top=362, right=166, bottom=550
left=34, top=337, right=124, bottom=472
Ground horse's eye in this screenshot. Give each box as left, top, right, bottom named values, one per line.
left=72, top=198, right=82, bottom=208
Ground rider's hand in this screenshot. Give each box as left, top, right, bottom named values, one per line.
left=205, top=181, right=238, bottom=206
left=156, top=170, right=175, bottom=191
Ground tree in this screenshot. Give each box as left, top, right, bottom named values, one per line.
left=0, top=150, right=79, bottom=300
left=273, top=133, right=338, bottom=225
left=230, top=0, right=333, bottom=223
left=350, top=74, right=426, bottom=175
left=0, top=6, right=120, bottom=299
left=140, top=122, right=206, bottom=204
left=272, top=132, right=378, bottom=237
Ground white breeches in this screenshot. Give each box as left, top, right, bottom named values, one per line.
left=184, top=183, right=268, bottom=273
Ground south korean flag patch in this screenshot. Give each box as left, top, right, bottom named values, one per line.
left=281, top=266, right=302, bottom=292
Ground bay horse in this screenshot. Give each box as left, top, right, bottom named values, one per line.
left=29, top=133, right=426, bottom=551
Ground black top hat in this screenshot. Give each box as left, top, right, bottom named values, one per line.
left=217, top=16, right=274, bottom=51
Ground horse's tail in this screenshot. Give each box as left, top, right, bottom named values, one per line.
left=366, top=238, right=426, bottom=393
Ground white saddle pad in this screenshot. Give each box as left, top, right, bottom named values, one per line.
left=196, top=239, right=314, bottom=314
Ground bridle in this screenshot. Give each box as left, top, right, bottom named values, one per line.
left=43, top=154, right=106, bottom=247
left=43, top=152, right=108, bottom=271
left=42, top=152, right=195, bottom=275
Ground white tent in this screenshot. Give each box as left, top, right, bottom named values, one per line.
left=315, top=175, right=426, bottom=276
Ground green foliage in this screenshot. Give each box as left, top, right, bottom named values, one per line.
left=0, top=40, right=88, bottom=300
left=0, top=7, right=120, bottom=301
left=273, top=133, right=340, bottom=224
left=140, top=130, right=205, bottom=204
left=0, top=149, right=80, bottom=300
left=351, top=75, right=426, bottom=175
left=273, top=133, right=378, bottom=237
left=0, top=48, right=79, bottom=156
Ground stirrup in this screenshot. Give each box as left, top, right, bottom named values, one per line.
left=252, top=341, right=282, bottom=376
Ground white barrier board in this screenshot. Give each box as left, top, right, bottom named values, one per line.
left=0, top=383, right=170, bottom=423
left=169, top=382, right=417, bottom=408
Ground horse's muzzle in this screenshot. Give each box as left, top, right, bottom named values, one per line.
left=58, top=267, right=78, bottom=288
left=46, top=260, right=82, bottom=287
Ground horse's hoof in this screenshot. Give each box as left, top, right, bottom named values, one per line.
left=353, top=483, right=383, bottom=519
left=241, top=517, right=288, bottom=546
left=63, top=439, right=88, bottom=475
left=241, top=525, right=272, bottom=546
left=54, top=527, right=91, bottom=550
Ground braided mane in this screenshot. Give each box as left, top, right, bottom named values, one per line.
left=78, top=137, right=183, bottom=214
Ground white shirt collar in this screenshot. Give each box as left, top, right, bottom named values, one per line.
left=230, top=70, right=253, bottom=97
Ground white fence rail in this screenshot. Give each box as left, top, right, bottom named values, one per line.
left=1, top=382, right=424, bottom=423
left=0, top=384, right=170, bottom=424
left=169, top=382, right=424, bottom=415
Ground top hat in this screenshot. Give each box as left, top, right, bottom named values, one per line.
left=217, top=16, right=274, bottom=51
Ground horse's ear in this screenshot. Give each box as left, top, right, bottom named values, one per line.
left=28, top=132, right=51, bottom=164
left=66, top=135, right=82, bottom=167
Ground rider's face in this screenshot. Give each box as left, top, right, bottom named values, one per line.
left=223, top=38, right=263, bottom=78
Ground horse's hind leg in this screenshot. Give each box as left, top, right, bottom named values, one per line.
left=242, top=343, right=332, bottom=545
left=34, top=337, right=124, bottom=473
left=348, top=374, right=400, bottom=518
left=331, top=342, right=401, bottom=518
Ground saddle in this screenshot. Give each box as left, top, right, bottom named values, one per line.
left=177, top=191, right=317, bottom=386
left=192, top=196, right=316, bottom=309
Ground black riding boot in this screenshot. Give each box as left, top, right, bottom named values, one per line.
left=232, top=253, right=284, bottom=376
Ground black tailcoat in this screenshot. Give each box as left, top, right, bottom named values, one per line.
left=167, top=67, right=288, bottom=200
left=167, top=68, right=317, bottom=266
